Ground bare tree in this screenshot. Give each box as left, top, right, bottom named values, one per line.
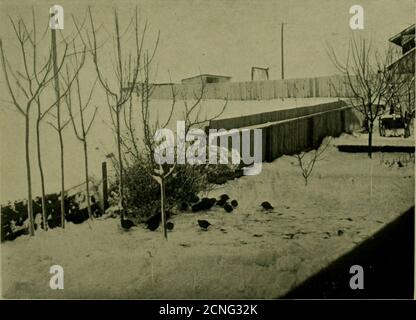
left=32, top=9, right=52, bottom=232
left=0, top=13, right=69, bottom=235
left=62, top=43, right=97, bottom=220
left=80, top=7, right=157, bottom=220
left=327, top=37, right=404, bottom=158
left=44, top=34, right=85, bottom=229
left=293, top=138, right=331, bottom=186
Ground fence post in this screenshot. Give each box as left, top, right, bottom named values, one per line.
left=102, top=161, right=109, bottom=211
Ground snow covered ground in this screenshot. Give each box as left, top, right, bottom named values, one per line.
left=1, top=137, right=414, bottom=299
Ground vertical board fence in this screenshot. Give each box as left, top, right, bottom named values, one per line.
left=149, top=75, right=354, bottom=101
left=207, top=106, right=362, bottom=163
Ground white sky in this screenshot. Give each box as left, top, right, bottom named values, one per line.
left=0, top=0, right=414, bottom=83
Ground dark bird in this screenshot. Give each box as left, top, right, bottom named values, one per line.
left=216, top=198, right=227, bottom=207
left=180, top=202, right=188, bottom=211
left=224, top=203, right=233, bottom=213
left=199, top=197, right=216, bottom=210
left=146, top=211, right=172, bottom=231
left=397, top=161, right=404, bottom=168
left=146, top=214, right=161, bottom=231
left=219, top=194, right=230, bottom=201
left=166, top=222, right=174, bottom=231
left=261, top=201, right=274, bottom=210
left=337, top=230, right=344, bottom=236
left=231, top=200, right=238, bottom=208
left=198, top=219, right=211, bottom=230
left=121, top=216, right=135, bottom=230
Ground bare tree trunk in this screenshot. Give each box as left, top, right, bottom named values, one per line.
left=368, top=121, right=373, bottom=158
left=160, top=178, right=167, bottom=240
left=25, top=113, right=35, bottom=236
left=83, top=138, right=93, bottom=220
left=36, top=105, right=48, bottom=231
left=116, top=109, right=124, bottom=218
left=52, top=28, right=65, bottom=228
left=58, top=129, right=65, bottom=228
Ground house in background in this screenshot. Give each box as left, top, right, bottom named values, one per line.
left=181, top=74, right=232, bottom=85
left=388, top=24, right=415, bottom=74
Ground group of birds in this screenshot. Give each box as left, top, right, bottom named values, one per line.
left=181, top=193, right=239, bottom=214
left=195, top=198, right=274, bottom=232
left=120, top=193, right=275, bottom=233
left=120, top=211, right=175, bottom=232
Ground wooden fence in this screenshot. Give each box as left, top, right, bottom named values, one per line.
left=207, top=105, right=362, bottom=163
left=149, top=75, right=354, bottom=100
left=209, top=100, right=346, bottom=130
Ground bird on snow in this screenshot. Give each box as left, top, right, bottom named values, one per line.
left=198, top=219, right=211, bottom=230
left=199, top=197, right=216, bottom=210
left=166, top=222, right=174, bottom=231
left=223, top=203, right=233, bottom=213
left=120, top=216, right=135, bottom=230
left=231, top=200, right=238, bottom=208
left=219, top=194, right=230, bottom=201
left=146, top=211, right=172, bottom=231
left=261, top=201, right=274, bottom=210
left=216, top=198, right=227, bottom=207
left=146, top=214, right=161, bottom=231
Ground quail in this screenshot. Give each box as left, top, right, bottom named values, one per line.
left=121, top=216, right=135, bottom=230
left=261, top=201, right=274, bottom=210
left=224, top=203, right=233, bottom=213
left=198, top=219, right=211, bottom=230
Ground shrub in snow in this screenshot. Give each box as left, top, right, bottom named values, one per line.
left=112, top=156, right=239, bottom=223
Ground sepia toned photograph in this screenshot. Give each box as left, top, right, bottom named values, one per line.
left=0, top=0, right=414, bottom=301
